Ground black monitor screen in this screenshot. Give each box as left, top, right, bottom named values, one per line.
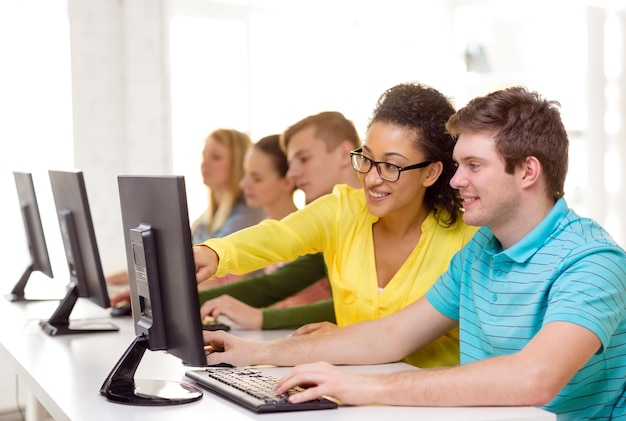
left=6, top=172, right=55, bottom=302
left=41, top=169, right=117, bottom=336
left=100, top=175, right=205, bottom=406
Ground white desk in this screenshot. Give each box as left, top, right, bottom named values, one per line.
left=0, top=294, right=556, bottom=421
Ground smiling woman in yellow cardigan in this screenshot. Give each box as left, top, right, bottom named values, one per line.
left=194, top=83, right=478, bottom=368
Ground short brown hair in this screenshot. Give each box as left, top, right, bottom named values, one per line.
left=446, top=86, right=568, bottom=201
left=280, top=111, right=360, bottom=152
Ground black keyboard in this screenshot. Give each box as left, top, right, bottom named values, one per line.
left=185, top=367, right=338, bottom=413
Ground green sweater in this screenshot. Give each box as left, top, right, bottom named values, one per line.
left=197, top=253, right=336, bottom=329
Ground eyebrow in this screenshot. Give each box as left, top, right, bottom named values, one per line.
left=453, top=154, right=483, bottom=162
left=362, top=145, right=409, bottom=161
left=461, top=155, right=485, bottom=161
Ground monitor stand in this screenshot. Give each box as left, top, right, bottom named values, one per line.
left=100, top=335, right=203, bottom=405
left=5, top=264, right=57, bottom=302
left=39, top=283, right=119, bottom=336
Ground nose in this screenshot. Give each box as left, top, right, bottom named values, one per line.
left=286, top=163, right=299, bottom=180
left=201, top=157, right=210, bottom=174
left=449, top=166, right=465, bottom=189
left=364, top=164, right=383, bottom=185
left=200, top=160, right=209, bottom=181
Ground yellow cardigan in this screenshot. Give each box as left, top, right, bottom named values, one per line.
left=205, top=184, right=477, bottom=367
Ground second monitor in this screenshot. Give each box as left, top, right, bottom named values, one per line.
left=40, top=170, right=118, bottom=336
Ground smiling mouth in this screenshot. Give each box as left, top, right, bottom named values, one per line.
left=368, top=189, right=389, bottom=199
left=461, top=195, right=479, bottom=206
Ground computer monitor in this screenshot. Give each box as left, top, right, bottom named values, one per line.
left=41, top=170, right=118, bottom=336
left=100, top=175, right=205, bottom=406
left=5, top=172, right=55, bottom=302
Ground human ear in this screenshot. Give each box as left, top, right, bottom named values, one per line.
left=339, top=141, right=356, bottom=167
left=520, top=156, right=542, bottom=188
left=423, top=161, right=443, bottom=187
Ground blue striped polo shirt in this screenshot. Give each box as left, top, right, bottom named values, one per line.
left=426, top=198, right=626, bottom=420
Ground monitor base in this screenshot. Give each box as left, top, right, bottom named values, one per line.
left=5, top=265, right=58, bottom=302
left=103, top=379, right=203, bottom=406
left=39, top=320, right=119, bottom=336
left=5, top=293, right=58, bottom=302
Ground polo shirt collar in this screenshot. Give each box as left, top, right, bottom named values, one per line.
left=485, top=198, right=569, bottom=263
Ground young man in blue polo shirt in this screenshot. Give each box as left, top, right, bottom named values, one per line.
left=200, top=86, right=626, bottom=419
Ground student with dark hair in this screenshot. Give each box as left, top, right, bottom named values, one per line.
left=195, top=83, right=478, bottom=368
left=239, top=134, right=296, bottom=222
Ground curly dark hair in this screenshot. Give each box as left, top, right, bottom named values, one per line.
left=367, top=83, right=461, bottom=226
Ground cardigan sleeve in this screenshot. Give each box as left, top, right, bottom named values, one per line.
left=197, top=253, right=327, bottom=307
left=262, top=299, right=336, bottom=330
left=204, top=189, right=340, bottom=277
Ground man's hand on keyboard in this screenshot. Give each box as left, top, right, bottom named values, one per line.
left=276, top=361, right=371, bottom=406
left=203, top=330, right=260, bottom=366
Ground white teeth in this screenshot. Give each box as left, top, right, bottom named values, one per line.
left=369, top=190, right=387, bottom=198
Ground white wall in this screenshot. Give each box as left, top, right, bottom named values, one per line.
left=68, top=0, right=173, bottom=274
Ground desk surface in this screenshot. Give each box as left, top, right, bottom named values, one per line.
left=0, top=283, right=556, bottom=421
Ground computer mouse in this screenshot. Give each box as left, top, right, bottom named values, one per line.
left=201, top=315, right=231, bottom=331
left=110, top=304, right=132, bottom=317
left=201, top=323, right=231, bottom=332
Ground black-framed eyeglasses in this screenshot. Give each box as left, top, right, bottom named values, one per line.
left=349, top=148, right=432, bottom=182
